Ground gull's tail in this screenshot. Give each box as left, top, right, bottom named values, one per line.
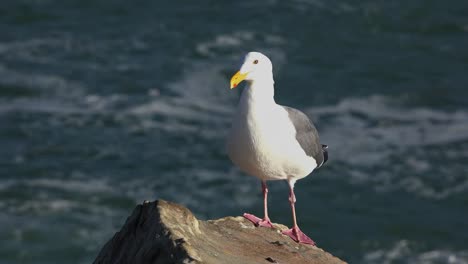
left=321, top=144, right=328, bottom=166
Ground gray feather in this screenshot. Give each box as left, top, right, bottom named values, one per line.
left=283, top=106, right=325, bottom=167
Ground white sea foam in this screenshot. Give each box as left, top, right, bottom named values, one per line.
left=0, top=74, right=82, bottom=100
left=123, top=62, right=236, bottom=133
left=0, top=37, right=62, bottom=64
left=195, top=31, right=255, bottom=57
left=0, top=33, right=287, bottom=134
left=364, top=240, right=468, bottom=264
left=195, top=31, right=285, bottom=62
left=1, top=179, right=128, bottom=217
left=0, top=64, right=88, bottom=114
left=26, top=178, right=114, bottom=194
left=305, top=95, right=468, bottom=199
left=123, top=33, right=287, bottom=133
left=0, top=36, right=107, bottom=67
left=13, top=199, right=77, bottom=214
left=308, top=95, right=468, bottom=164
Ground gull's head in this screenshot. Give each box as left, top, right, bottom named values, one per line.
left=230, top=52, right=273, bottom=89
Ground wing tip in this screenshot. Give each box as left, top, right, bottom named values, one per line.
left=321, top=144, right=328, bottom=166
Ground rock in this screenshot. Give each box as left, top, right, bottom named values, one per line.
left=93, top=200, right=346, bottom=264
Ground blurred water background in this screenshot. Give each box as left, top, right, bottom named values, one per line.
left=1, top=1, right=468, bottom=263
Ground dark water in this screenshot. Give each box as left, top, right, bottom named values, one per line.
left=1, top=1, right=468, bottom=263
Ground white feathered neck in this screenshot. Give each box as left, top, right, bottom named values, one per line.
left=239, top=75, right=276, bottom=112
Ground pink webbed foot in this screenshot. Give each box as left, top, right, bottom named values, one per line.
left=243, top=213, right=274, bottom=228
left=282, top=226, right=316, bottom=245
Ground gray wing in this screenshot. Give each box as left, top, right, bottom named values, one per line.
left=283, top=106, right=325, bottom=168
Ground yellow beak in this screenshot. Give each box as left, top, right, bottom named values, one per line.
left=230, top=71, right=248, bottom=89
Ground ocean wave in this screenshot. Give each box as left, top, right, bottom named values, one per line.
left=2, top=39, right=467, bottom=203
left=0, top=64, right=85, bottom=96
left=0, top=63, right=89, bottom=115
left=0, top=37, right=63, bottom=64
left=308, top=95, right=468, bottom=165
left=306, top=95, right=468, bottom=199
left=0, top=34, right=287, bottom=133
left=121, top=61, right=236, bottom=133
left=195, top=31, right=285, bottom=63
left=0, top=175, right=134, bottom=217
left=364, top=240, right=468, bottom=264
left=0, top=35, right=110, bottom=67
left=26, top=178, right=114, bottom=194
left=311, top=95, right=468, bottom=149
left=195, top=31, right=284, bottom=57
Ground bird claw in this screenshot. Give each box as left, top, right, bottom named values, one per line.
left=243, top=213, right=274, bottom=228
left=282, top=226, right=316, bottom=245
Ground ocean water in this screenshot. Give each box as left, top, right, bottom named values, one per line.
left=1, top=1, right=467, bottom=263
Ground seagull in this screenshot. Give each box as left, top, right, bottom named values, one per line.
left=227, top=52, right=328, bottom=245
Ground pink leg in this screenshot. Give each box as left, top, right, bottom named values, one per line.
left=243, top=181, right=274, bottom=228
left=282, top=180, right=316, bottom=245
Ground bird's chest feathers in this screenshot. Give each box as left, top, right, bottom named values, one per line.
left=230, top=99, right=294, bottom=167
left=245, top=106, right=285, bottom=148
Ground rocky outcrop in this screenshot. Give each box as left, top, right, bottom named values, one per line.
left=93, top=200, right=346, bottom=264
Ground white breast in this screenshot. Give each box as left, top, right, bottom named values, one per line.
left=227, top=85, right=316, bottom=181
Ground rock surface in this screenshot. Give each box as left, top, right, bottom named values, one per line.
left=93, top=200, right=346, bottom=264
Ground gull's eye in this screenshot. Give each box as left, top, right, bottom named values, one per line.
left=253, top=59, right=259, bottom=64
